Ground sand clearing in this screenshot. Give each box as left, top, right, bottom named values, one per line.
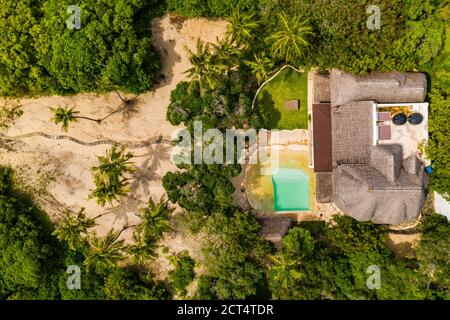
left=0, top=15, right=228, bottom=243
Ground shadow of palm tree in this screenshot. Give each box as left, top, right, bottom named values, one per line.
left=151, top=17, right=182, bottom=88
left=101, top=196, right=142, bottom=232
left=130, top=143, right=172, bottom=194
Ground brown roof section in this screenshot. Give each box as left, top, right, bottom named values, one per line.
left=316, top=172, right=333, bottom=203
left=331, top=101, right=373, bottom=167
left=330, top=69, right=427, bottom=107
left=313, top=103, right=333, bottom=172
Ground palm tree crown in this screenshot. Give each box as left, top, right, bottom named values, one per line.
left=135, top=197, right=174, bottom=243
left=51, top=106, right=79, bottom=131
left=52, top=208, right=96, bottom=250
left=90, top=146, right=135, bottom=207
left=267, top=12, right=313, bottom=63
left=226, top=7, right=260, bottom=47
left=245, top=52, right=276, bottom=84
left=185, top=39, right=228, bottom=92
left=84, top=229, right=126, bottom=272
left=269, top=253, right=303, bottom=289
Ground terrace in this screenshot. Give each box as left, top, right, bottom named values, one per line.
left=375, top=103, right=429, bottom=163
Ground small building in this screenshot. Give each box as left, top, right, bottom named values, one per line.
left=258, top=217, right=292, bottom=246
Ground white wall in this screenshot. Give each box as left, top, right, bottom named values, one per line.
left=434, top=192, right=450, bottom=221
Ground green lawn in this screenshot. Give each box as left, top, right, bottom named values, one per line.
left=255, top=67, right=308, bottom=130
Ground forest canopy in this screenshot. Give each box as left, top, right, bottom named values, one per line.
left=0, top=0, right=162, bottom=96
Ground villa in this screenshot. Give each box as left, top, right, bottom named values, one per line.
left=312, top=69, right=430, bottom=225
left=244, top=67, right=431, bottom=231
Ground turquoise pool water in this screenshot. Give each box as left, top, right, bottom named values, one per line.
left=272, top=168, right=310, bottom=211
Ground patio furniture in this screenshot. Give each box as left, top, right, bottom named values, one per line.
left=377, top=111, right=391, bottom=122
left=285, top=100, right=299, bottom=110
left=408, top=112, right=424, bottom=125
left=392, top=113, right=407, bottom=125
left=378, top=124, right=391, bottom=140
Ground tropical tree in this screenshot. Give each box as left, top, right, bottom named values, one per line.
left=52, top=208, right=96, bottom=250
left=135, top=197, right=174, bottom=243
left=245, top=52, right=275, bottom=84
left=90, top=146, right=135, bottom=207
left=213, top=36, right=239, bottom=68
left=185, top=39, right=227, bottom=92
left=226, top=7, right=260, bottom=47
left=269, top=253, right=303, bottom=289
left=126, top=233, right=157, bottom=266
left=51, top=105, right=100, bottom=131
left=267, top=12, right=313, bottom=63
left=127, top=198, right=173, bottom=265
left=84, top=229, right=126, bottom=273
left=51, top=106, right=79, bottom=131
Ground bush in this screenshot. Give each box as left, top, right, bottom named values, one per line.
left=168, top=251, right=196, bottom=296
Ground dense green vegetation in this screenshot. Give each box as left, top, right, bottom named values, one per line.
left=255, top=67, right=308, bottom=130
left=167, top=0, right=447, bottom=74
left=166, top=0, right=265, bottom=18
left=0, top=166, right=170, bottom=300
left=267, top=215, right=449, bottom=300
left=168, top=251, right=196, bottom=296
left=426, top=24, right=450, bottom=200
left=0, top=0, right=162, bottom=96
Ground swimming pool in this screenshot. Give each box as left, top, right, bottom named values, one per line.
left=244, top=146, right=315, bottom=212
left=272, top=168, right=310, bottom=211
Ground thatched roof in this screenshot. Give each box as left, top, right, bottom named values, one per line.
left=313, top=73, right=331, bottom=103
left=258, top=217, right=292, bottom=244
left=333, top=164, right=426, bottom=224
left=312, top=69, right=429, bottom=224
left=316, top=172, right=333, bottom=203
left=370, top=145, right=402, bottom=182
left=331, top=101, right=373, bottom=167
left=330, top=69, right=427, bottom=106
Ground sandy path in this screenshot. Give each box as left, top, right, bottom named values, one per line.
left=0, top=15, right=228, bottom=242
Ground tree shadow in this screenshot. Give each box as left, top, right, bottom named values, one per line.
left=257, top=90, right=280, bottom=129
left=103, top=196, right=143, bottom=231
left=150, top=17, right=182, bottom=88
left=130, top=143, right=172, bottom=194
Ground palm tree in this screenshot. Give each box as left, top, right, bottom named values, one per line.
left=126, top=231, right=157, bottom=266
left=226, top=7, right=260, bottom=47
left=213, top=35, right=239, bottom=68
left=90, top=146, right=135, bottom=207
left=134, top=197, right=174, bottom=243
left=269, top=253, right=303, bottom=289
left=245, top=52, right=276, bottom=84
left=267, top=12, right=313, bottom=63
left=185, top=39, right=228, bottom=92
left=52, top=208, right=96, bottom=250
left=84, top=229, right=126, bottom=272
left=51, top=105, right=100, bottom=131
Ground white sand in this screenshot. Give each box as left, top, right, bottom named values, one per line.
left=0, top=15, right=228, bottom=242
